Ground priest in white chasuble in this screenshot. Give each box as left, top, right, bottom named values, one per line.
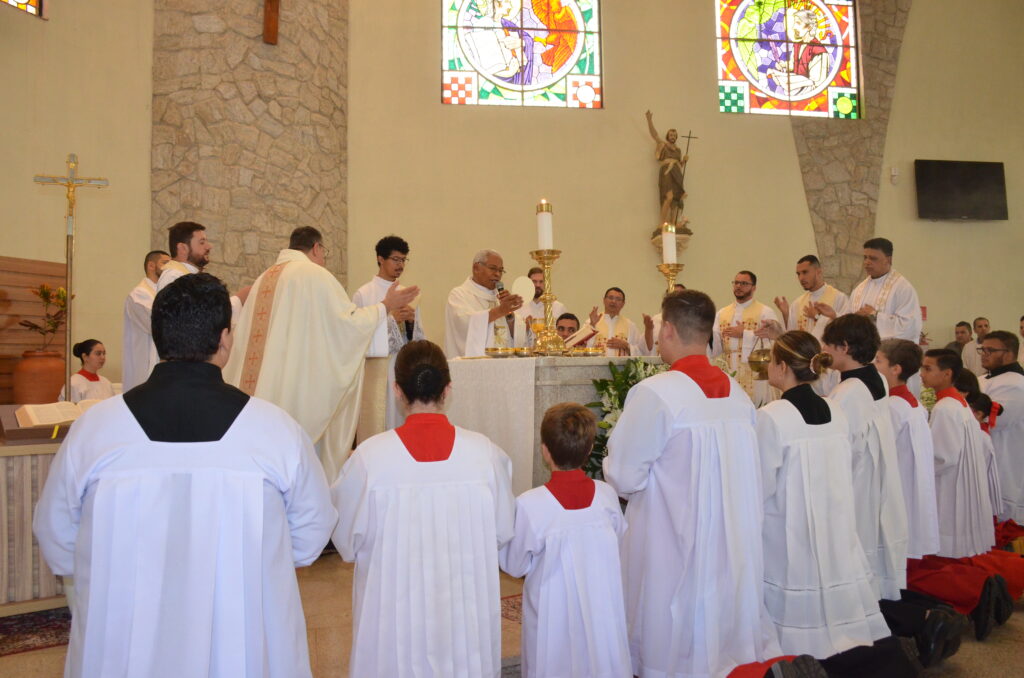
left=121, top=249, right=168, bottom=390
left=332, top=341, right=514, bottom=678
left=604, top=289, right=780, bottom=678
left=444, top=249, right=526, bottom=358
left=352, top=235, right=425, bottom=439
left=980, top=331, right=1024, bottom=521
left=583, top=286, right=645, bottom=357
left=920, top=349, right=994, bottom=557
left=711, top=270, right=781, bottom=405
left=821, top=315, right=909, bottom=601
left=849, top=238, right=923, bottom=343
left=224, top=227, right=418, bottom=482
left=35, top=273, right=337, bottom=678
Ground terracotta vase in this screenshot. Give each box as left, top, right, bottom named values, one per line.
left=12, top=350, right=65, bottom=404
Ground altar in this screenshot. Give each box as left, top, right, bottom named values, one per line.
left=445, top=355, right=663, bottom=495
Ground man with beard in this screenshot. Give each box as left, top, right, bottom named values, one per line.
left=711, top=270, right=781, bottom=404
left=517, top=266, right=567, bottom=335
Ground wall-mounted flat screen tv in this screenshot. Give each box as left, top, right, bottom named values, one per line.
left=914, top=159, right=1008, bottom=220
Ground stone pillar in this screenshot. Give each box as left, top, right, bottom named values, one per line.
left=151, top=0, right=348, bottom=290
left=792, top=0, right=912, bottom=292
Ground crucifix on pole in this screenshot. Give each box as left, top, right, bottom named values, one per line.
left=33, top=154, right=109, bottom=401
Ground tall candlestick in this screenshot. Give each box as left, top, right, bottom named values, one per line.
left=536, top=199, right=554, bottom=250
left=660, top=223, right=677, bottom=265
left=529, top=248, right=565, bottom=355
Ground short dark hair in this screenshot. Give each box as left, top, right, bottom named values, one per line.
left=144, top=250, right=169, bottom=273
left=541, top=403, right=597, bottom=471
left=662, top=289, right=716, bottom=345
left=673, top=283, right=686, bottom=291
left=604, top=287, right=625, bottom=303
left=168, top=221, right=206, bottom=256
left=528, top=267, right=543, bottom=277
left=974, top=317, right=989, bottom=325
left=289, top=226, right=323, bottom=252
left=863, top=237, right=894, bottom=257
left=822, top=314, right=880, bottom=365
left=375, top=235, right=409, bottom=260
left=984, top=330, right=1019, bottom=358
left=737, top=270, right=757, bottom=286
left=556, top=312, right=580, bottom=329
left=878, top=339, right=922, bottom=381
left=796, top=254, right=820, bottom=267
left=955, top=321, right=971, bottom=330
left=925, top=349, right=962, bottom=380
left=954, top=368, right=980, bottom=398
left=152, top=273, right=231, bottom=362
left=394, top=340, right=451, bottom=405
left=771, top=330, right=831, bottom=382
left=967, top=391, right=999, bottom=419
left=72, top=339, right=102, bottom=362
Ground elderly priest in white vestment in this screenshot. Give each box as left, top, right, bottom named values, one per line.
left=223, top=227, right=418, bottom=482
left=121, top=249, right=168, bottom=390
left=34, top=273, right=337, bottom=678
left=445, top=249, right=526, bottom=357
left=604, top=289, right=780, bottom=678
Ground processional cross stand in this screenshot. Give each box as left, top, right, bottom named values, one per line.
left=33, top=154, right=109, bottom=400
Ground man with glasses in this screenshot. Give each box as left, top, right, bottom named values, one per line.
left=584, top=287, right=645, bottom=357
left=711, top=270, right=780, bottom=404
left=353, top=236, right=425, bottom=438
left=224, top=227, right=419, bottom=482
left=980, top=331, right=1024, bottom=522
left=445, top=249, right=526, bottom=357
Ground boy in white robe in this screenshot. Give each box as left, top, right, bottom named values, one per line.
left=500, top=403, right=630, bottom=678
left=332, top=340, right=515, bottom=678
left=920, top=349, right=995, bottom=558
left=604, top=289, right=780, bottom=678
left=979, top=331, right=1024, bottom=522
left=821, top=314, right=909, bottom=601
left=34, top=273, right=337, bottom=678
left=874, top=339, right=941, bottom=559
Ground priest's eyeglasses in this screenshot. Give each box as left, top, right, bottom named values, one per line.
left=731, top=280, right=754, bottom=287
left=388, top=256, right=409, bottom=264
left=977, top=347, right=1008, bottom=355
left=484, top=264, right=506, bottom=274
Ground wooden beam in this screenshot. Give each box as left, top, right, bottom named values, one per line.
left=263, top=0, right=280, bottom=45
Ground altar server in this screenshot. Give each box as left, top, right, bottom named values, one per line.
left=821, top=314, right=908, bottom=600
left=967, top=391, right=1003, bottom=516
left=757, top=330, right=890, bottom=658
left=500, top=403, right=630, bottom=678
left=121, top=249, right=168, bottom=390
left=711, top=270, right=781, bottom=405
left=332, top=340, right=515, bottom=678
left=605, top=289, right=780, bottom=678
left=920, top=349, right=995, bottom=557
left=35, top=273, right=337, bottom=678
left=874, top=339, right=940, bottom=559
left=445, top=249, right=526, bottom=357
left=59, top=339, right=116, bottom=403
left=980, top=330, right=1024, bottom=521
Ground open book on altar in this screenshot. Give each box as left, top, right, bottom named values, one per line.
left=15, top=400, right=103, bottom=428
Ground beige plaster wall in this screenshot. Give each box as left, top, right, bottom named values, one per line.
left=0, top=1, right=154, bottom=381
left=877, top=0, right=1024, bottom=344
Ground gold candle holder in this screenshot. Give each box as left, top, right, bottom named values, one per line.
left=656, top=263, right=685, bottom=294
left=528, top=248, right=566, bottom=355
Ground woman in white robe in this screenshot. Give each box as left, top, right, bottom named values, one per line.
left=59, top=339, right=116, bottom=403
left=332, top=340, right=515, bottom=678
left=758, top=330, right=890, bottom=658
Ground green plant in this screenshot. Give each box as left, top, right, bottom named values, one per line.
left=19, top=284, right=69, bottom=350
left=584, top=358, right=667, bottom=478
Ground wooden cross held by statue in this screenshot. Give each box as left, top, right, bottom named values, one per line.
left=33, top=154, right=109, bottom=401
left=679, top=130, right=698, bottom=187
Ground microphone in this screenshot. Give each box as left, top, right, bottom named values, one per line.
left=495, top=281, right=505, bottom=294
left=494, top=281, right=516, bottom=339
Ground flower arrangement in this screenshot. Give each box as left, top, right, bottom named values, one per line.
left=19, top=284, right=69, bottom=350
left=585, top=358, right=667, bottom=478
left=919, top=386, right=937, bottom=412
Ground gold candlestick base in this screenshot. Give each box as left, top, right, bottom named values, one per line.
left=529, top=249, right=567, bottom=355
left=656, top=263, right=685, bottom=294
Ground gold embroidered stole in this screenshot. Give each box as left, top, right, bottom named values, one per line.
left=594, top=315, right=629, bottom=355
left=853, top=271, right=903, bottom=313
left=239, top=262, right=289, bottom=395
left=163, top=260, right=193, bottom=276
left=795, top=285, right=839, bottom=332
left=720, top=301, right=768, bottom=395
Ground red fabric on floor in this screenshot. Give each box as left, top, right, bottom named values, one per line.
left=727, top=657, right=797, bottom=678
left=995, top=519, right=1024, bottom=548
left=907, top=556, right=988, bottom=615
left=961, top=550, right=1024, bottom=599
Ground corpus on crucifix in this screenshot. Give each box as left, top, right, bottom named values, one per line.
left=33, top=154, right=109, bottom=399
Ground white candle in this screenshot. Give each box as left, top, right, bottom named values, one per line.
left=661, top=225, right=677, bottom=264
left=536, top=200, right=554, bottom=250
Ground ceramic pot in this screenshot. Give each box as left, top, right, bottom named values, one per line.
left=12, top=351, right=65, bottom=404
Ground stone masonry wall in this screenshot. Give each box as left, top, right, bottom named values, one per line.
left=151, top=0, right=348, bottom=290
left=792, top=0, right=912, bottom=293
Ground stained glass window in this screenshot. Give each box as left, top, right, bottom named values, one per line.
left=717, top=0, right=859, bottom=118
left=4, top=0, right=42, bottom=16
left=442, top=1, right=602, bottom=108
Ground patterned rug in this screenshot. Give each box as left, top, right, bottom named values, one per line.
left=501, top=593, right=522, bottom=623
left=0, top=607, right=70, bottom=657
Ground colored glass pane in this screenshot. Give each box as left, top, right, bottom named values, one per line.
left=716, top=0, right=860, bottom=118
left=442, top=0, right=602, bottom=109
left=4, top=0, right=41, bottom=16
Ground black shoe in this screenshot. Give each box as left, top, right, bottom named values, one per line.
left=915, top=609, right=963, bottom=667
left=971, top=576, right=998, bottom=641
left=766, top=655, right=828, bottom=678
left=897, top=636, right=926, bottom=675
left=992, top=574, right=1013, bottom=625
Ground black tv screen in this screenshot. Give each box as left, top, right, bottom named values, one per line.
left=914, top=159, right=1008, bottom=220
